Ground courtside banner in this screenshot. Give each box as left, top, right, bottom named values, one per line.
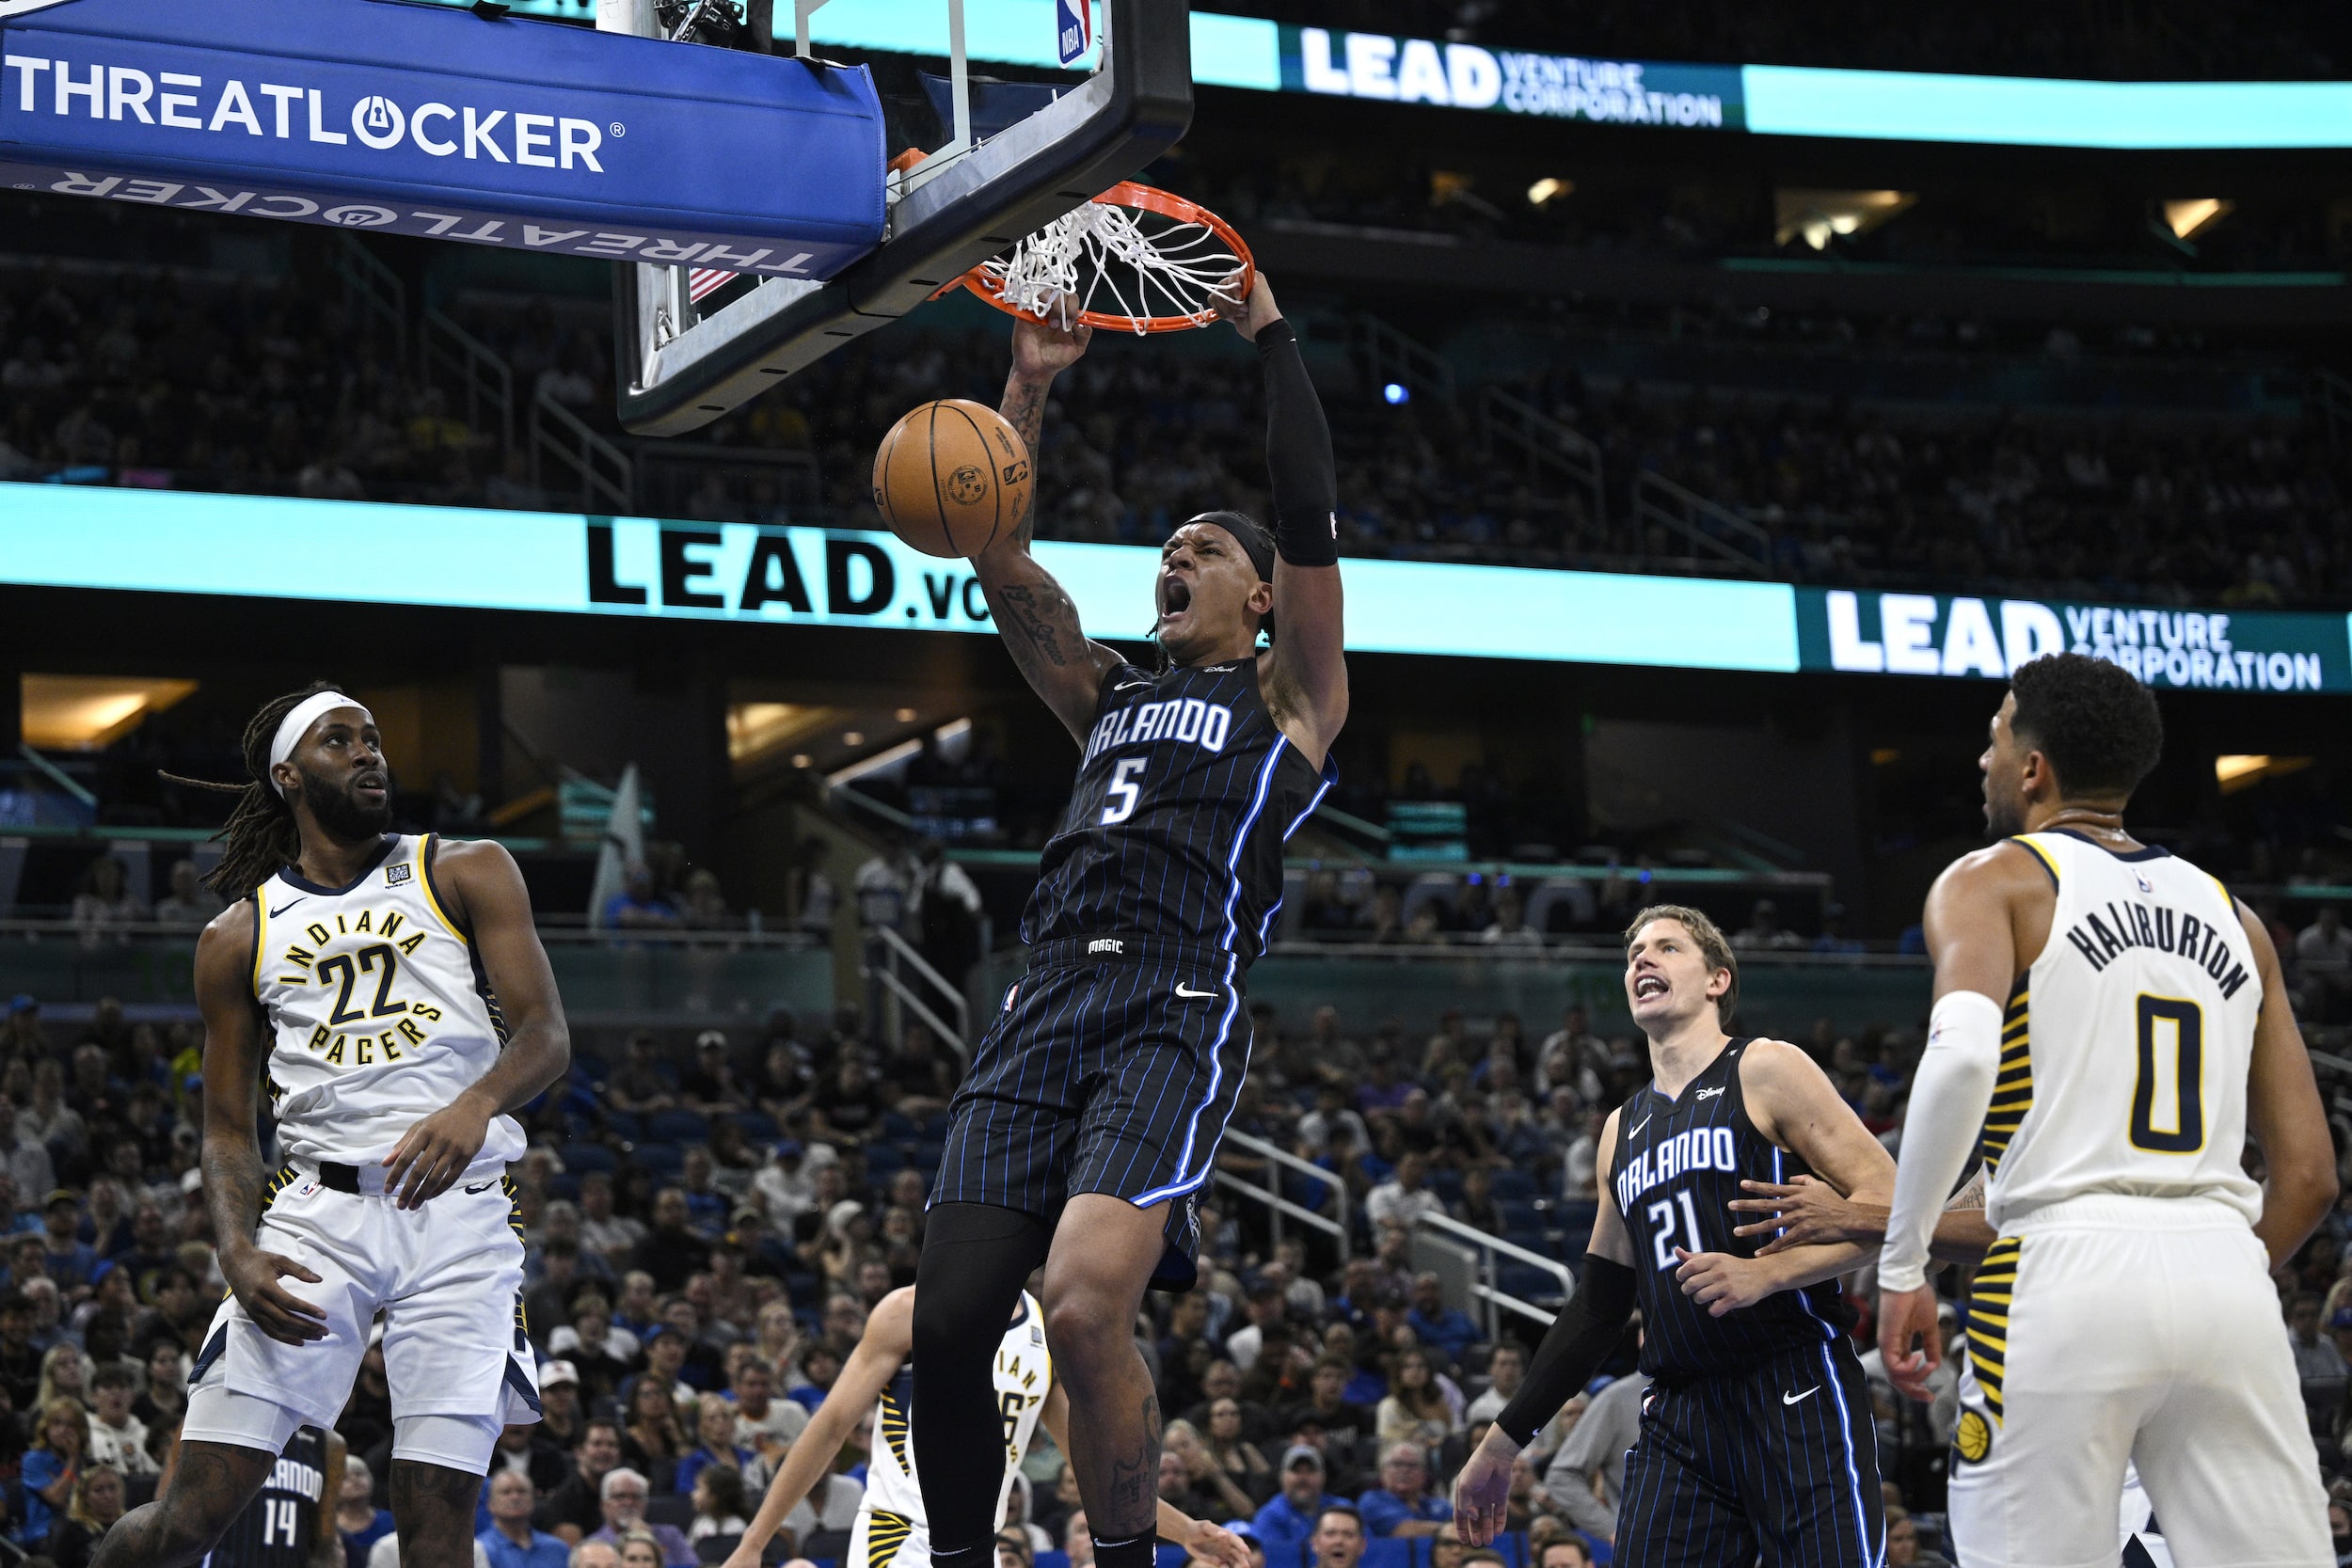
left=0, top=0, right=884, bottom=275
left=1796, top=588, right=2352, bottom=693
left=0, top=485, right=1799, bottom=673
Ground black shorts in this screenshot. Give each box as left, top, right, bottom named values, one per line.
left=931, top=936, right=1248, bottom=1290
left=1614, top=1338, right=1883, bottom=1568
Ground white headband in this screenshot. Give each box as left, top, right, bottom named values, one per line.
left=268, top=691, right=373, bottom=797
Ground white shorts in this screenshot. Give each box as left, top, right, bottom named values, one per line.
left=847, top=1503, right=925, bottom=1568
left=185, top=1161, right=538, bottom=1460
left=1949, top=1196, right=2329, bottom=1568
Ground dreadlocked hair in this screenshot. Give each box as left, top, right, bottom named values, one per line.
left=158, top=681, right=345, bottom=897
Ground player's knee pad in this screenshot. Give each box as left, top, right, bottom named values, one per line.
left=389, top=1412, right=503, bottom=1474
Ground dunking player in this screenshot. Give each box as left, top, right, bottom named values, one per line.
left=912, top=270, right=1346, bottom=1568
left=1453, top=906, right=1896, bottom=1564
left=724, top=1287, right=1248, bottom=1568
left=103, top=685, right=570, bottom=1568
left=1877, top=653, right=2335, bottom=1564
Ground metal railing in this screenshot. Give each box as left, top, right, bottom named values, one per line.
left=863, top=924, right=971, bottom=1066
left=334, top=235, right=405, bottom=363
left=423, top=308, right=516, bottom=452
left=532, top=390, right=635, bottom=513
left=1630, top=470, right=1772, bottom=575
left=1350, top=314, right=1457, bottom=404
left=1413, top=1210, right=1573, bottom=1334
left=1216, top=1130, right=1352, bottom=1259
left=1479, top=386, right=1607, bottom=533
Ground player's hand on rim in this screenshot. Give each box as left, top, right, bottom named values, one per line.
left=222, top=1245, right=330, bottom=1345
left=382, top=1089, right=495, bottom=1210
left=1449, top=1433, right=1514, bottom=1546
left=1726, top=1175, right=1863, bottom=1254
left=1009, top=295, right=1089, bottom=381
left=1208, top=272, right=1279, bottom=341
left=1877, top=1282, right=1944, bottom=1402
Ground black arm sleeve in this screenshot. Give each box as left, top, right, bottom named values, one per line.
left=1256, top=318, right=1338, bottom=566
left=1490, top=1255, right=1637, bottom=1448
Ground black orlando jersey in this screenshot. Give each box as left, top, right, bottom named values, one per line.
left=1611, top=1038, right=1856, bottom=1380
left=1023, top=657, right=1334, bottom=971
left=202, top=1425, right=326, bottom=1568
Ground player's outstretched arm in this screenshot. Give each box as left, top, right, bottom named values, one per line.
left=973, top=313, right=1124, bottom=741
left=1674, top=1040, right=1897, bottom=1314
left=725, top=1289, right=916, bottom=1568
left=197, top=904, right=328, bottom=1345
left=381, top=839, right=571, bottom=1209
left=1219, top=276, right=1346, bottom=764
left=2239, top=901, right=2339, bottom=1269
left=1455, top=1113, right=1635, bottom=1547
left=1037, top=1386, right=1249, bottom=1568
left=1729, top=1166, right=1996, bottom=1266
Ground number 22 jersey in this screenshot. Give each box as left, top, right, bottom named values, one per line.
left=248, top=832, right=527, bottom=1168
left=1022, top=657, right=1334, bottom=967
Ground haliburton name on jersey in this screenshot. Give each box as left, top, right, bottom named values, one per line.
left=2058, top=897, right=2252, bottom=998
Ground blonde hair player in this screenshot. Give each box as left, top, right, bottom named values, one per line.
left=104, top=682, right=571, bottom=1568
left=1878, top=651, right=2336, bottom=1565
left=722, top=1287, right=1248, bottom=1568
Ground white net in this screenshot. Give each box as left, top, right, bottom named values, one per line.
left=979, top=196, right=1248, bottom=333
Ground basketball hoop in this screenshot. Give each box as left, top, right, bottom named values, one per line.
left=957, top=182, right=1254, bottom=336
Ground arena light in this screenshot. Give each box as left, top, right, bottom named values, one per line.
left=21, top=675, right=198, bottom=752
left=1384, top=383, right=1411, bottom=404
left=2164, top=198, right=2233, bottom=240
left=1526, top=177, right=1574, bottom=207
left=2215, top=753, right=2312, bottom=793
left=1773, top=188, right=1915, bottom=251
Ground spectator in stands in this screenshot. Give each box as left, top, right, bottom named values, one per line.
left=1357, top=1443, right=1453, bottom=1538
left=588, top=1469, right=693, bottom=1568
left=1883, top=1505, right=1952, bottom=1568
left=23, top=1394, right=87, bottom=1543
left=632, top=1191, right=712, bottom=1292
left=2290, top=1292, right=2346, bottom=1445
left=881, top=1023, right=956, bottom=1119
left=481, top=1469, right=571, bottom=1568
left=537, top=1420, right=625, bottom=1544
left=675, top=1392, right=757, bottom=1498
left=1159, top=1422, right=1245, bottom=1522
left=618, top=1376, right=688, bottom=1493
left=1203, top=1396, right=1276, bottom=1506
left=70, top=856, right=146, bottom=948
left=1250, top=1447, right=1341, bottom=1560
left=578, top=1174, right=647, bottom=1268
left=42, top=1462, right=121, bottom=1568
left=1405, top=1275, right=1480, bottom=1372
left=779, top=1454, right=863, bottom=1547
left=0, top=1107, right=55, bottom=1219
left=754, top=1142, right=818, bottom=1237
left=1225, top=1282, right=1288, bottom=1374
left=605, top=864, right=681, bottom=931
left=1376, top=1350, right=1454, bottom=1449
left=338, top=1454, right=394, bottom=1568
left=2298, top=907, right=2352, bottom=1022
left=808, top=1057, right=887, bottom=1147
left=1287, top=1356, right=1375, bottom=1452
left=152, top=860, right=222, bottom=927
left=1310, top=1505, right=1367, bottom=1568
left=549, top=1297, right=638, bottom=1407
left=1534, top=1541, right=1593, bottom=1568
left=82, top=1364, right=149, bottom=1477
left=1732, top=899, right=1804, bottom=951
left=1481, top=891, right=1540, bottom=948
left=1464, top=1342, right=1525, bottom=1427
left=1541, top=1362, right=1646, bottom=1542
left=725, top=1354, right=805, bottom=1468
left=1365, top=1154, right=1441, bottom=1232
left=687, top=1465, right=751, bottom=1545
left=491, top=1418, right=571, bottom=1496
left=607, top=1036, right=678, bottom=1117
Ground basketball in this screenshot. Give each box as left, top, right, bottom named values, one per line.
left=871, top=399, right=1035, bottom=558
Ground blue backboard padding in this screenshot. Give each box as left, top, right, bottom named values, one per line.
left=0, top=0, right=884, bottom=274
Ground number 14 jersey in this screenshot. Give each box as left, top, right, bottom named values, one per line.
left=1023, top=658, right=1333, bottom=967
left=249, top=833, right=526, bottom=1168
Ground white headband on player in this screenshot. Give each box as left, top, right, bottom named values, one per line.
left=267, top=691, right=373, bottom=798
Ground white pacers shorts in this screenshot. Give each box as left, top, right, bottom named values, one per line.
left=1949, top=1195, right=2329, bottom=1568
left=847, top=1504, right=924, bottom=1568
left=184, top=1159, right=538, bottom=1468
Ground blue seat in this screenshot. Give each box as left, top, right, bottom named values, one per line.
left=1499, top=1261, right=1564, bottom=1305
left=1497, top=1197, right=1540, bottom=1232
left=632, top=1143, right=683, bottom=1176
left=1489, top=1168, right=1537, bottom=1200
left=602, top=1111, right=642, bottom=1142
left=1428, top=1170, right=1465, bottom=1204
left=563, top=1143, right=617, bottom=1175
left=648, top=1109, right=710, bottom=1144
left=1363, top=1539, right=1414, bottom=1568
left=882, top=1111, right=922, bottom=1139
left=866, top=1143, right=905, bottom=1175
left=732, top=1110, right=781, bottom=1141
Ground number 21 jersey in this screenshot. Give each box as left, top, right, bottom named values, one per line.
left=249, top=833, right=526, bottom=1168
left=1023, top=658, right=1333, bottom=967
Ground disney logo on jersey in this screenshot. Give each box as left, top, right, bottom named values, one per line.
left=2060, top=895, right=2251, bottom=999
left=1081, top=694, right=1234, bottom=764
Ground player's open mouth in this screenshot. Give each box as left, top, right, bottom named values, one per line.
left=355, top=774, right=388, bottom=800
left=1634, top=975, right=1669, bottom=1000
left=1159, top=577, right=1193, bottom=618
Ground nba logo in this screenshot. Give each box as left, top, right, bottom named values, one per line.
left=1054, top=0, right=1091, bottom=66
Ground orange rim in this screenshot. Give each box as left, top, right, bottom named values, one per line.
left=953, top=182, right=1256, bottom=333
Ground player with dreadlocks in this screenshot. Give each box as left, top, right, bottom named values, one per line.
left=106, top=683, right=569, bottom=1568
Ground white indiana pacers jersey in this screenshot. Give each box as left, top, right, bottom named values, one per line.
left=249, top=833, right=527, bottom=1168
left=865, top=1291, right=1051, bottom=1525
left=1982, top=830, right=2263, bottom=1230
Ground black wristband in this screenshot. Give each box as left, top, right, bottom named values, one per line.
left=1491, top=1254, right=1637, bottom=1448
left=1257, top=318, right=1339, bottom=567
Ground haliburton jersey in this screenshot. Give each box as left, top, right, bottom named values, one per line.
left=1983, top=830, right=2263, bottom=1230
left=1611, top=1039, right=1855, bottom=1379
left=1022, top=657, right=1334, bottom=972
left=201, top=1424, right=326, bottom=1568
left=249, top=833, right=526, bottom=1168
left=864, top=1292, right=1050, bottom=1530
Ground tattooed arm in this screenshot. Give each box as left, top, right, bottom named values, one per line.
left=198, top=903, right=328, bottom=1345
left=974, top=313, right=1125, bottom=740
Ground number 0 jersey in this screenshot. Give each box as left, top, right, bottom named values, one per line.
left=1022, top=657, right=1334, bottom=970
left=1983, top=830, right=2264, bottom=1231
left=248, top=833, right=526, bottom=1168
left=864, top=1292, right=1050, bottom=1526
